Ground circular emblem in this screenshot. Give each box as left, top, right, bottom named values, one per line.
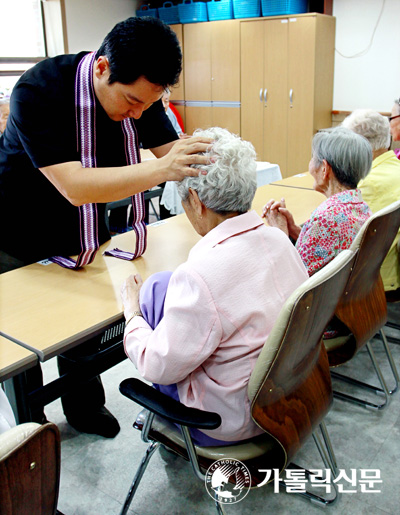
left=205, top=459, right=251, bottom=504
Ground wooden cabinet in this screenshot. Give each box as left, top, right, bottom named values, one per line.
left=183, top=19, right=240, bottom=135
left=169, top=24, right=185, bottom=126
left=241, top=14, right=335, bottom=177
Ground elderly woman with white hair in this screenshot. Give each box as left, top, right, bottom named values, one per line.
left=263, top=127, right=372, bottom=277
left=342, top=108, right=400, bottom=292
left=389, top=98, right=400, bottom=159
left=0, top=98, right=10, bottom=135
left=121, top=127, right=308, bottom=446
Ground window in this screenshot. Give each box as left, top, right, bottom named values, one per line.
left=0, top=0, right=46, bottom=97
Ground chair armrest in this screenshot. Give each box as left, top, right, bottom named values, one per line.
left=119, top=378, right=221, bottom=430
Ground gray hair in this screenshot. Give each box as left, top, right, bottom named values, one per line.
left=342, top=109, right=390, bottom=151
left=177, top=127, right=257, bottom=214
left=394, top=98, right=400, bottom=115
left=311, top=127, right=372, bottom=189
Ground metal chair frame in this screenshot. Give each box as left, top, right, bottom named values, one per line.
left=118, top=250, right=357, bottom=513
left=326, top=200, right=400, bottom=410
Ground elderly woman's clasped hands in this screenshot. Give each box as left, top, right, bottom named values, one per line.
left=262, top=197, right=301, bottom=240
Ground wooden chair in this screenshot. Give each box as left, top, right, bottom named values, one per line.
left=384, top=237, right=400, bottom=337
left=0, top=422, right=62, bottom=515
left=324, top=200, right=400, bottom=410
left=118, top=249, right=356, bottom=514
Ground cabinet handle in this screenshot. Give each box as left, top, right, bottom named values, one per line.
left=259, top=88, right=263, bottom=102
left=264, top=88, right=268, bottom=105
left=289, top=89, right=293, bottom=108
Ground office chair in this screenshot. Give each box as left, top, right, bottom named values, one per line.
left=105, top=188, right=164, bottom=232
left=0, top=422, right=61, bottom=515
left=383, top=237, right=400, bottom=338
left=324, top=200, right=400, bottom=410
left=119, top=249, right=356, bottom=514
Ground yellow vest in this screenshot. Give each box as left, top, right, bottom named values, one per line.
left=358, top=150, right=400, bottom=291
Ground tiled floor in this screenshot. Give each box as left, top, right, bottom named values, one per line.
left=41, top=305, right=400, bottom=515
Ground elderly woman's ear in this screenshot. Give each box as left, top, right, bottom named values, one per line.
left=322, top=159, right=332, bottom=180
left=188, top=187, right=205, bottom=217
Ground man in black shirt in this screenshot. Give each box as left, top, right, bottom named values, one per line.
left=0, top=17, right=211, bottom=437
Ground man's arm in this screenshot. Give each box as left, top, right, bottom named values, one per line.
left=149, top=139, right=177, bottom=158
left=40, top=136, right=212, bottom=206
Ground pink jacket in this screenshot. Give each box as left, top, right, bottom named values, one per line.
left=124, top=211, right=308, bottom=441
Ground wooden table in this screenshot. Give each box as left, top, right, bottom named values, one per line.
left=1, top=184, right=323, bottom=362
left=0, top=336, right=37, bottom=383
left=270, top=172, right=315, bottom=190
left=0, top=182, right=324, bottom=421
left=0, top=216, right=201, bottom=362
left=252, top=183, right=324, bottom=222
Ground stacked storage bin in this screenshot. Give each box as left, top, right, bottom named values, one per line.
left=207, top=0, right=233, bottom=21
left=261, top=0, right=308, bottom=16
left=178, top=0, right=208, bottom=23
left=136, top=4, right=159, bottom=18
left=232, top=0, right=260, bottom=19
left=158, top=2, right=180, bottom=24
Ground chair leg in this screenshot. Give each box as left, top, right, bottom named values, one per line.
left=331, top=340, right=392, bottom=410
left=383, top=318, right=400, bottom=345
left=181, top=425, right=205, bottom=482
left=213, top=490, right=227, bottom=515
left=377, top=329, right=399, bottom=394
left=283, top=423, right=339, bottom=506
left=149, top=199, right=160, bottom=221
left=119, top=440, right=160, bottom=515
left=385, top=320, right=400, bottom=333
left=317, top=420, right=339, bottom=476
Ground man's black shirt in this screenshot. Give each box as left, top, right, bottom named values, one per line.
left=0, top=52, right=177, bottom=263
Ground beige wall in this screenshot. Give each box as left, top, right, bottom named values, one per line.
left=63, top=0, right=139, bottom=53
left=333, top=0, right=400, bottom=112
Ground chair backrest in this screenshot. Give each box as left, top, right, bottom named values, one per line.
left=0, top=422, right=61, bottom=515
left=330, top=200, right=400, bottom=365
left=248, top=249, right=356, bottom=470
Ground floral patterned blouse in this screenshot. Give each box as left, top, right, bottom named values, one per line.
left=296, top=189, right=371, bottom=276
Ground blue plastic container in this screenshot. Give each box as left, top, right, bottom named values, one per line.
left=178, top=0, right=208, bottom=24
left=232, top=0, right=260, bottom=19
left=136, top=4, right=159, bottom=18
left=261, top=0, right=307, bottom=16
left=207, top=0, right=233, bottom=21
left=158, top=2, right=180, bottom=24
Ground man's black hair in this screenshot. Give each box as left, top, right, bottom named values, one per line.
left=96, top=16, right=182, bottom=88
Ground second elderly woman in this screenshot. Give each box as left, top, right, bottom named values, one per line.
left=389, top=97, right=400, bottom=159
left=263, top=127, right=372, bottom=276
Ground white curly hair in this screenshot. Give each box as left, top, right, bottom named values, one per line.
left=342, top=108, right=390, bottom=151
left=177, top=127, right=257, bottom=214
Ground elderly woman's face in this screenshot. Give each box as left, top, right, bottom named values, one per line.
left=162, top=92, right=170, bottom=112
left=0, top=103, right=9, bottom=133
left=309, top=156, right=325, bottom=194
left=390, top=103, right=400, bottom=142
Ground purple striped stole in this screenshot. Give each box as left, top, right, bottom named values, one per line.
left=50, top=52, right=147, bottom=268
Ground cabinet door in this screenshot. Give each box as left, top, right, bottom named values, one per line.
left=263, top=19, right=288, bottom=173
left=240, top=21, right=264, bottom=160
left=185, top=106, right=213, bottom=135
left=184, top=23, right=212, bottom=101
left=211, top=20, right=240, bottom=102
left=286, top=16, right=316, bottom=175
left=212, top=107, right=240, bottom=134
left=170, top=24, right=185, bottom=102
left=170, top=24, right=185, bottom=128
